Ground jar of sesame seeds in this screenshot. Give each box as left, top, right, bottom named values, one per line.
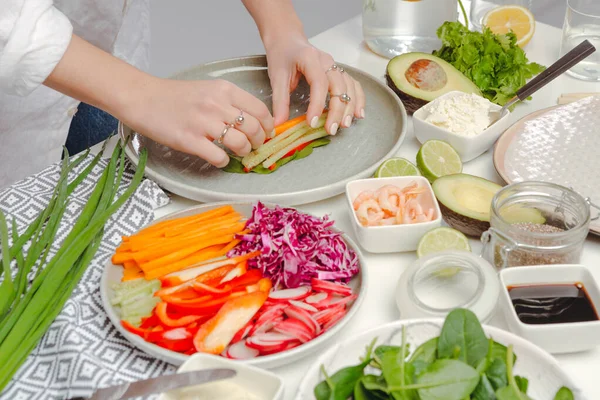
left=481, top=181, right=592, bottom=270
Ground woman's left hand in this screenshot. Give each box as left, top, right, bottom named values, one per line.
left=264, top=33, right=365, bottom=135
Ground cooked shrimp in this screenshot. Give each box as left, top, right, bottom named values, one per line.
left=379, top=217, right=396, bottom=226
left=425, top=208, right=435, bottom=221
left=378, top=185, right=402, bottom=214
left=356, top=199, right=384, bottom=226
left=353, top=190, right=374, bottom=210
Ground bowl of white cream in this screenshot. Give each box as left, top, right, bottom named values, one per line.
left=158, top=353, right=284, bottom=400
left=413, top=91, right=512, bottom=162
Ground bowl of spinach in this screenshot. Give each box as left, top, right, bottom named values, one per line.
left=297, top=309, right=582, bottom=400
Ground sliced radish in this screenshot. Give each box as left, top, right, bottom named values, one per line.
left=322, top=308, right=347, bottom=332
left=289, top=300, right=318, bottom=313
left=274, top=318, right=314, bottom=343
left=305, top=292, right=328, bottom=304
left=314, top=304, right=345, bottom=326
left=311, top=278, right=353, bottom=297
left=249, top=316, right=283, bottom=336
left=231, top=322, right=253, bottom=344
left=268, top=286, right=311, bottom=301
left=246, top=333, right=296, bottom=353
left=228, top=340, right=259, bottom=359
left=284, top=305, right=320, bottom=335
left=254, top=303, right=286, bottom=321
left=325, top=294, right=358, bottom=309
left=260, top=339, right=301, bottom=355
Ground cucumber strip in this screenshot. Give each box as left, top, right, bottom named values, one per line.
left=242, top=114, right=327, bottom=169
left=120, top=296, right=160, bottom=319
left=262, top=128, right=328, bottom=168
left=111, top=279, right=160, bottom=306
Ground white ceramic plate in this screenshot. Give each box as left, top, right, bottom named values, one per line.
left=100, top=201, right=367, bottom=369
left=296, top=319, right=584, bottom=400
left=119, top=55, right=407, bottom=206
left=493, top=96, right=600, bottom=235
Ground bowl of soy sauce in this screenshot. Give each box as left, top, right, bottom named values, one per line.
left=499, top=264, right=600, bottom=354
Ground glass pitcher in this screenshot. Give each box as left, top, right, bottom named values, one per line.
left=362, top=0, right=459, bottom=59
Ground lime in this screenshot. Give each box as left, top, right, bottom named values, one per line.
left=374, top=158, right=421, bottom=178
left=417, top=227, right=471, bottom=258
left=416, top=140, right=462, bottom=183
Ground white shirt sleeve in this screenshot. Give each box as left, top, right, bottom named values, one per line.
left=0, top=1, right=73, bottom=96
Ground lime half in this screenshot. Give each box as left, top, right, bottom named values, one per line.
left=416, top=140, right=463, bottom=183
left=417, top=227, right=471, bottom=259
left=375, top=158, right=421, bottom=178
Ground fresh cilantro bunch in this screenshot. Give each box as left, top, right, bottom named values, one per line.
left=433, top=21, right=546, bottom=106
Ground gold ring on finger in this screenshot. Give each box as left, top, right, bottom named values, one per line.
left=330, top=93, right=351, bottom=103
left=218, top=123, right=234, bottom=144
left=235, top=109, right=244, bottom=125
left=326, top=63, right=345, bottom=74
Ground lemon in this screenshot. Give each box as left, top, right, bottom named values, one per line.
left=482, top=5, right=536, bottom=48
left=417, top=227, right=471, bottom=258
left=374, top=158, right=421, bottom=178
left=416, top=140, right=462, bottom=183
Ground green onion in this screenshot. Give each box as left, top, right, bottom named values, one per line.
left=0, top=141, right=148, bottom=392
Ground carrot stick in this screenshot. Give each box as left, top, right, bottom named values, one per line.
left=275, top=115, right=307, bottom=136
left=176, top=222, right=246, bottom=242
left=112, top=251, right=135, bottom=265
left=128, top=206, right=236, bottom=239
left=123, top=260, right=139, bottom=270
left=117, top=241, right=132, bottom=253
left=163, top=213, right=243, bottom=238
left=143, top=245, right=226, bottom=280
left=138, top=233, right=239, bottom=273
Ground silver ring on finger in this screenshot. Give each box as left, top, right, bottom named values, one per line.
left=326, top=63, right=345, bottom=74
left=218, top=123, right=234, bottom=144
left=234, top=109, right=244, bottom=126
left=330, top=93, right=351, bottom=103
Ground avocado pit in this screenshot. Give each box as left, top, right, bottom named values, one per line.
left=405, top=59, right=448, bottom=92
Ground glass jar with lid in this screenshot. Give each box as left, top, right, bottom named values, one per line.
left=362, top=0, right=459, bottom=58
left=481, top=181, right=594, bottom=270
left=396, top=250, right=500, bottom=324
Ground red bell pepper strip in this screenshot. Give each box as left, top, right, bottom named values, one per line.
left=282, top=140, right=314, bottom=159
left=167, top=290, right=248, bottom=315
left=221, top=269, right=263, bottom=289
left=155, top=337, right=194, bottom=353
left=155, top=302, right=207, bottom=328
left=121, top=320, right=165, bottom=342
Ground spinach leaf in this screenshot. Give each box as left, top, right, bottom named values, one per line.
left=411, top=360, right=430, bottom=379
left=486, top=358, right=508, bottom=391
left=514, top=377, right=528, bottom=394
left=355, top=378, right=390, bottom=400
left=377, top=327, right=417, bottom=400
left=553, top=387, right=574, bottom=400
left=437, top=309, right=489, bottom=367
left=375, top=345, right=404, bottom=360
left=314, top=360, right=370, bottom=400
left=222, top=137, right=330, bottom=174
left=412, top=359, right=479, bottom=400
left=409, top=337, right=438, bottom=364
left=472, top=374, right=497, bottom=400
left=490, top=342, right=517, bottom=366
left=362, top=374, right=391, bottom=395
left=494, top=345, right=531, bottom=400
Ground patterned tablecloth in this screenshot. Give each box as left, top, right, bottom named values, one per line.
left=0, top=154, right=179, bottom=399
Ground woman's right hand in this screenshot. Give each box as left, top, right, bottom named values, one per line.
left=122, top=77, right=275, bottom=168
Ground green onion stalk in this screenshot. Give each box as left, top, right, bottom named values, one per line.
left=0, top=140, right=148, bottom=392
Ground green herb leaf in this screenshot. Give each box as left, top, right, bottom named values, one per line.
left=432, top=21, right=546, bottom=107
left=553, top=386, right=574, bottom=400
left=472, top=374, right=497, bottom=400
left=415, top=359, right=480, bottom=400
left=486, top=358, right=509, bottom=391
left=514, top=376, right=528, bottom=394
left=409, top=337, right=438, bottom=365
left=437, top=309, right=489, bottom=367
left=314, top=358, right=371, bottom=400
left=377, top=328, right=417, bottom=400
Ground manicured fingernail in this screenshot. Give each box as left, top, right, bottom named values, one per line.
left=360, top=109, right=365, bottom=119
left=344, top=115, right=352, bottom=127
left=310, top=116, right=319, bottom=128
left=330, top=123, right=338, bottom=135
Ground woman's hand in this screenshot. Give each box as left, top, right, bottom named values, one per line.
left=264, top=33, right=366, bottom=135
left=123, top=78, right=274, bottom=168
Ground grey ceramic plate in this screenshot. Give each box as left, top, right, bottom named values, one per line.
left=118, top=55, right=407, bottom=205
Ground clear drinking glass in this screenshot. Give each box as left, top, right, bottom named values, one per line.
left=470, top=0, right=532, bottom=31
left=362, top=0, right=458, bottom=59
left=559, top=0, right=600, bottom=81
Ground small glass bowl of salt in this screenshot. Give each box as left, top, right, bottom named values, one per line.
left=413, top=91, right=512, bottom=162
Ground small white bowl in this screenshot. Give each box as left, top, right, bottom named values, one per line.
left=345, top=176, right=442, bottom=253
left=413, top=91, right=512, bottom=162
left=499, top=264, right=600, bottom=354
left=158, top=353, right=284, bottom=400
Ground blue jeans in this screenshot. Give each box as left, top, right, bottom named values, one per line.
left=65, top=103, right=118, bottom=156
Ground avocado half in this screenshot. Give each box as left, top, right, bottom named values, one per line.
left=385, top=53, right=482, bottom=115
left=432, top=174, right=502, bottom=238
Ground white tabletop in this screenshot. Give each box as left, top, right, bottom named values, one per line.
left=121, top=14, right=600, bottom=399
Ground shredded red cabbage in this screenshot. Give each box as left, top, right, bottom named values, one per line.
left=227, top=202, right=359, bottom=289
